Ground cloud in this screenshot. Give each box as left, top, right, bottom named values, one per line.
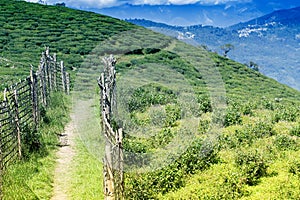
left=25, top=0, right=252, bottom=8
left=132, top=0, right=252, bottom=6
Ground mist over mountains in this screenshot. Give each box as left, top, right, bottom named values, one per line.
left=127, top=6, right=300, bottom=90
left=95, top=0, right=300, bottom=27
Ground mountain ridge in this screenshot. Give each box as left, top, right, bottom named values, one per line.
left=127, top=6, right=300, bottom=90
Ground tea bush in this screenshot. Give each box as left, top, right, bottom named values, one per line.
left=128, top=83, right=177, bottom=112
left=224, top=106, right=242, bottom=127
left=164, top=103, right=181, bottom=127
left=290, top=123, right=300, bottom=137
left=289, top=159, right=300, bottom=178
left=235, top=149, right=268, bottom=185
left=274, top=134, right=298, bottom=151
left=125, top=138, right=219, bottom=199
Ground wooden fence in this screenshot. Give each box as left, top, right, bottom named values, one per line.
left=98, top=55, right=124, bottom=200
left=0, top=47, right=70, bottom=170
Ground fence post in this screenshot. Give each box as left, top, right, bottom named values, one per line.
left=39, top=53, right=47, bottom=107
left=30, top=67, right=38, bottom=128
left=61, top=61, right=66, bottom=93
left=99, top=55, right=124, bottom=200
left=3, top=88, right=7, bottom=102
left=13, top=90, right=22, bottom=159
left=53, top=53, right=57, bottom=91
left=46, top=54, right=52, bottom=93
left=66, top=72, right=70, bottom=95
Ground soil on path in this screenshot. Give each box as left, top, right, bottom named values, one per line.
left=51, top=114, right=76, bottom=200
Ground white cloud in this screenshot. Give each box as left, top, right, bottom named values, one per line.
left=65, top=0, right=119, bottom=8
left=132, top=0, right=252, bottom=6
left=25, top=0, right=252, bottom=8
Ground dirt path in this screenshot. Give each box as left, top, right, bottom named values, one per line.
left=51, top=114, right=76, bottom=200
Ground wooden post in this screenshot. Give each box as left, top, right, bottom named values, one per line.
left=30, top=67, right=38, bottom=128
left=53, top=53, right=57, bottom=91
left=46, top=54, right=52, bottom=92
left=3, top=88, right=7, bottom=102
left=66, top=72, right=70, bottom=95
left=13, top=90, right=22, bottom=159
left=116, top=128, right=124, bottom=200
left=61, top=61, right=66, bottom=93
left=99, top=55, right=123, bottom=200
left=39, top=55, right=47, bottom=107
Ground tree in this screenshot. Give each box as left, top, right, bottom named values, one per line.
left=220, top=44, right=234, bottom=57
left=248, top=61, right=259, bottom=71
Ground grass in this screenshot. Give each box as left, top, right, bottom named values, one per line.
left=2, top=92, right=70, bottom=199
left=69, top=140, right=104, bottom=200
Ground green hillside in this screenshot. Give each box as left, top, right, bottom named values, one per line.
left=1, top=0, right=300, bottom=199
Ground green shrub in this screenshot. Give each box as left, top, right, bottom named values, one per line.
left=125, top=138, right=219, bottom=199
left=151, top=128, right=175, bottom=147
left=224, top=106, right=242, bottom=127
left=235, top=150, right=268, bottom=185
left=290, top=124, right=300, bottom=137
left=274, top=134, right=298, bottom=151
left=272, top=105, right=299, bottom=122
left=240, top=101, right=256, bottom=116
left=123, top=137, right=150, bottom=168
left=128, top=83, right=177, bottom=112
left=198, top=95, right=212, bottom=113
left=164, top=104, right=181, bottom=127
left=198, top=118, right=210, bottom=134
left=217, top=172, right=248, bottom=199
left=251, top=120, right=274, bottom=138
left=289, top=159, right=300, bottom=178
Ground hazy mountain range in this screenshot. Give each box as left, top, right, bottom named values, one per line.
left=27, top=0, right=300, bottom=27
left=127, top=6, right=300, bottom=90
left=96, top=0, right=299, bottom=27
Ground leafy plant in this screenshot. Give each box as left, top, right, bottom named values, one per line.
left=290, top=123, right=300, bottom=137
left=289, top=159, right=300, bottom=178
left=274, top=134, right=298, bottom=151
left=224, top=106, right=242, bottom=127
left=164, top=103, right=181, bottom=127
left=235, top=149, right=268, bottom=185
left=128, top=83, right=177, bottom=112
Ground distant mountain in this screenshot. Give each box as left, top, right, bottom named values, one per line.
left=231, top=6, right=300, bottom=28
left=127, top=7, right=300, bottom=90
left=94, top=3, right=266, bottom=27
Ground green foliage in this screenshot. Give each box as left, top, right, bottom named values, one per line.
left=221, top=120, right=274, bottom=148
left=273, top=105, right=299, bottom=122
left=216, top=171, right=248, bottom=199
left=125, top=138, right=219, bottom=199
left=2, top=92, right=70, bottom=199
left=224, top=106, right=242, bottom=127
left=128, top=83, right=177, bottom=112
left=235, top=150, right=268, bottom=185
left=0, top=0, right=138, bottom=86
left=274, top=134, right=298, bottom=151
left=164, top=104, right=181, bottom=127
left=198, top=94, right=212, bottom=113
left=198, top=118, right=210, bottom=134
left=289, top=159, right=300, bottom=178
left=290, top=123, right=300, bottom=137
left=69, top=141, right=103, bottom=200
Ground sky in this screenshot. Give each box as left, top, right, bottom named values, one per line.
left=25, top=0, right=300, bottom=26
left=26, top=0, right=299, bottom=9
